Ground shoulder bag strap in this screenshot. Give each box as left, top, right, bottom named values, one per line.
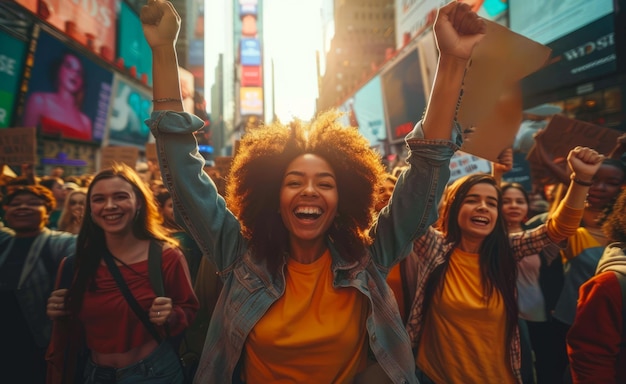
left=148, top=240, right=164, bottom=297
left=102, top=247, right=162, bottom=344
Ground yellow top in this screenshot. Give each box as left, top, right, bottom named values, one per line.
left=386, top=263, right=406, bottom=322
left=416, top=248, right=515, bottom=384
left=243, top=250, right=369, bottom=383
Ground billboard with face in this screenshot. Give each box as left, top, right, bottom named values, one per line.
left=21, top=30, right=113, bottom=142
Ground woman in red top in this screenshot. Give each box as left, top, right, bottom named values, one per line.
left=47, top=163, right=198, bottom=383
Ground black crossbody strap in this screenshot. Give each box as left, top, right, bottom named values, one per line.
left=102, top=245, right=162, bottom=344
left=148, top=240, right=164, bottom=297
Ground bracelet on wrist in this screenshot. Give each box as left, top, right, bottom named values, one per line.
left=570, top=174, right=593, bottom=186
left=152, top=97, right=182, bottom=103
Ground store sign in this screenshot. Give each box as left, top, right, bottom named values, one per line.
left=0, top=32, right=27, bottom=128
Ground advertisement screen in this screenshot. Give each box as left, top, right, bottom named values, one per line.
left=240, top=87, right=263, bottom=116
left=352, top=76, right=387, bottom=147
left=21, top=31, right=113, bottom=142
left=510, top=0, right=613, bottom=45
left=26, top=0, right=117, bottom=60
left=381, top=49, right=427, bottom=143
left=118, top=1, right=152, bottom=85
left=107, top=74, right=153, bottom=148
left=0, top=31, right=27, bottom=128
left=240, top=38, right=262, bottom=65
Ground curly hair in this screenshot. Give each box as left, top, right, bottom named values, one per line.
left=3, top=184, right=56, bottom=213
left=602, top=188, right=626, bottom=243
left=226, top=109, right=385, bottom=272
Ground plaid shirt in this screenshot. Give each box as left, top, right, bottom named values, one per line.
left=406, top=222, right=565, bottom=384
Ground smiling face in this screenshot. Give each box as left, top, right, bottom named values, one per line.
left=502, top=187, right=529, bottom=230
left=457, top=182, right=499, bottom=242
left=375, top=178, right=396, bottom=213
left=89, top=176, right=140, bottom=237
left=4, top=193, right=49, bottom=236
left=586, top=163, right=625, bottom=210
left=279, top=154, right=338, bottom=245
left=67, top=191, right=86, bottom=221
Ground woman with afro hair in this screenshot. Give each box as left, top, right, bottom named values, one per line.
left=142, top=1, right=485, bottom=382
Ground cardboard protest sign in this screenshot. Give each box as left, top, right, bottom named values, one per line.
left=448, top=150, right=492, bottom=184
left=100, top=146, right=139, bottom=170
left=526, top=114, right=622, bottom=184
left=0, top=127, right=37, bottom=165
left=457, top=20, right=552, bottom=162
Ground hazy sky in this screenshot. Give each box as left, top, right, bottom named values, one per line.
left=204, top=0, right=324, bottom=122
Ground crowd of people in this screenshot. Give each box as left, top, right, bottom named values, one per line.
left=1, top=1, right=626, bottom=383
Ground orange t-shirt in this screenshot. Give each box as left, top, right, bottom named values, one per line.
left=416, top=248, right=515, bottom=384
left=243, top=250, right=369, bottom=383
left=386, top=263, right=406, bottom=322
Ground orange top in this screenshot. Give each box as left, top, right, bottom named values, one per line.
left=243, top=250, right=369, bottom=383
left=386, top=263, right=406, bottom=322
left=416, top=248, right=515, bottom=384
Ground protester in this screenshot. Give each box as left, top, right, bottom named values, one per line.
left=40, top=176, right=66, bottom=229
left=0, top=185, right=76, bottom=383
left=46, top=163, right=198, bottom=383
left=406, top=145, right=604, bottom=383
left=567, top=187, right=626, bottom=383
left=140, top=1, right=484, bottom=381
left=57, top=188, right=87, bottom=235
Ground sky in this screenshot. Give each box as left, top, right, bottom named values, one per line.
left=204, top=0, right=324, bottom=122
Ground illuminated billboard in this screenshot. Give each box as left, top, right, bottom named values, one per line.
left=0, top=31, right=27, bottom=128
left=107, top=74, right=153, bottom=148
left=21, top=30, right=113, bottom=142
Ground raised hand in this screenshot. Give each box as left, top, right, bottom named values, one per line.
left=141, top=0, right=181, bottom=49
left=567, top=146, right=605, bottom=182
left=434, top=1, right=486, bottom=61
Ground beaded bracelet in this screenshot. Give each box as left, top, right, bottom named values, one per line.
left=570, top=173, right=593, bottom=186
left=152, top=97, right=182, bottom=103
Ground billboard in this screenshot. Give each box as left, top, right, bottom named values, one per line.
left=0, top=31, right=27, bottom=128
left=344, top=76, right=387, bottom=148
left=240, top=38, right=262, bottom=66
left=118, top=1, right=153, bottom=85
left=241, top=66, right=262, bottom=87
left=381, top=48, right=428, bottom=143
left=21, top=30, right=113, bottom=142
left=240, top=87, right=263, bottom=116
left=16, top=0, right=117, bottom=61
left=107, top=74, right=153, bottom=148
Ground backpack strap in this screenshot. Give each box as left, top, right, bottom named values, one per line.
left=148, top=240, right=164, bottom=297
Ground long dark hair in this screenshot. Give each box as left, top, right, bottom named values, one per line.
left=66, top=163, right=175, bottom=313
left=423, top=173, right=518, bottom=352
left=225, top=110, right=385, bottom=274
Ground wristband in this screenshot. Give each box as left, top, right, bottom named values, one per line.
left=152, top=97, right=182, bottom=103
left=570, top=174, right=593, bottom=186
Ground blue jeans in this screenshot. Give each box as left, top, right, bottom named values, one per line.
left=84, top=342, right=183, bottom=383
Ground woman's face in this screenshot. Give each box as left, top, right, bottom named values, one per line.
left=161, top=197, right=175, bottom=226
left=89, top=177, right=140, bottom=236
left=501, top=187, right=528, bottom=227
left=3, top=193, right=49, bottom=234
left=586, top=163, right=625, bottom=209
left=58, top=54, right=84, bottom=94
left=68, top=192, right=86, bottom=221
left=279, top=154, right=338, bottom=243
left=457, top=182, right=499, bottom=242
left=375, top=178, right=396, bottom=212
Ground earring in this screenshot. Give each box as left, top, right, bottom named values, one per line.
left=134, top=209, right=141, bottom=220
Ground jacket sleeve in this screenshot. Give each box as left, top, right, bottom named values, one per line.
left=368, top=121, right=460, bottom=269
left=146, top=111, right=247, bottom=271
left=567, top=272, right=623, bottom=384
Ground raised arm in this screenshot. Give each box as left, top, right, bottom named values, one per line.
left=141, top=0, right=246, bottom=270
left=422, top=1, right=485, bottom=140
left=492, top=147, right=513, bottom=185
left=546, top=146, right=604, bottom=243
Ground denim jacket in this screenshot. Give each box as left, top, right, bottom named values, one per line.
left=0, top=227, right=76, bottom=347
left=147, top=111, right=460, bottom=384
